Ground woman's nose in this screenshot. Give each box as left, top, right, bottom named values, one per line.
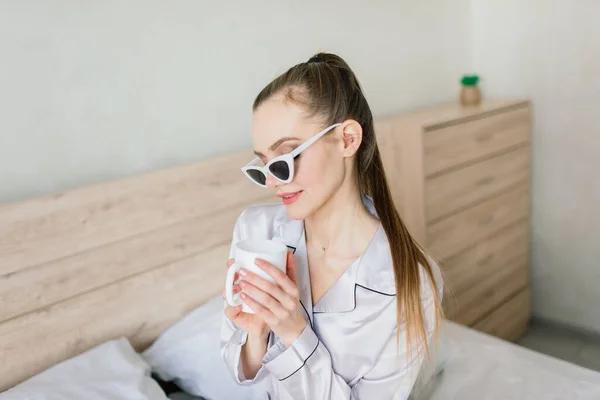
left=265, top=173, right=281, bottom=189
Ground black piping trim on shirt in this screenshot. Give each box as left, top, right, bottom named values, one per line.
left=355, top=283, right=396, bottom=297
left=299, top=300, right=313, bottom=329
left=312, top=283, right=396, bottom=314
left=286, top=245, right=297, bottom=254
left=277, top=337, right=320, bottom=381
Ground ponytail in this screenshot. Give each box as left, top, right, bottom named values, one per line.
left=367, top=145, right=443, bottom=359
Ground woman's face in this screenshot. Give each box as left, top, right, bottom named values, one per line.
left=251, top=94, right=348, bottom=220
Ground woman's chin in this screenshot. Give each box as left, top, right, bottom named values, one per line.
left=283, top=191, right=331, bottom=221
left=283, top=196, right=318, bottom=221
left=284, top=203, right=309, bottom=221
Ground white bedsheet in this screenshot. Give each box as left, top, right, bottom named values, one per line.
left=423, top=322, right=600, bottom=399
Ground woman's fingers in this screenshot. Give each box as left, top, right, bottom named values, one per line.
left=221, top=283, right=242, bottom=300
left=222, top=258, right=239, bottom=301
left=223, top=258, right=235, bottom=299
left=239, top=281, right=288, bottom=319
left=224, top=304, right=242, bottom=320
left=254, top=258, right=299, bottom=298
left=240, top=292, right=278, bottom=325
left=285, top=252, right=298, bottom=286
left=223, top=258, right=247, bottom=323
left=239, top=269, right=296, bottom=310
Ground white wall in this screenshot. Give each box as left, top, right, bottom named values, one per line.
left=472, top=0, right=600, bottom=333
left=0, top=0, right=472, bottom=203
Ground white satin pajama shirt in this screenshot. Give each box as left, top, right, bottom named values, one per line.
left=220, top=197, right=443, bottom=399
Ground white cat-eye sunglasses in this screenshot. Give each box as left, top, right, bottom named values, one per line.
left=241, top=123, right=341, bottom=187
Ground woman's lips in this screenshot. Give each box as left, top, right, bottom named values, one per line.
left=278, top=191, right=303, bottom=205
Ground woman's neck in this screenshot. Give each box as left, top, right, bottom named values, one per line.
left=304, top=183, right=378, bottom=254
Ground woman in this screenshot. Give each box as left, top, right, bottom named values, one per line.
left=220, top=53, right=443, bottom=399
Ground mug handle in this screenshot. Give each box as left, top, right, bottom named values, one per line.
left=225, top=262, right=243, bottom=307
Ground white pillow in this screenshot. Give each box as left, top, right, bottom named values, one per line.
left=142, top=295, right=265, bottom=400
left=1, top=338, right=168, bottom=400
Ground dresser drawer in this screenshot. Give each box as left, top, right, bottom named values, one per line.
left=442, top=221, right=529, bottom=295
left=424, top=107, right=530, bottom=176
left=426, top=147, right=530, bottom=222
left=472, top=288, right=532, bottom=341
left=451, top=256, right=529, bottom=326
left=427, top=185, right=529, bottom=260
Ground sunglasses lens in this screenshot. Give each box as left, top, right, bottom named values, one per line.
left=246, top=169, right=267, bottom=186
left=268, top=160, right=290, bottom=181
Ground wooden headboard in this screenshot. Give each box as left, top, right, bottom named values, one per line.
left=0, top=150, right=273, bottom=391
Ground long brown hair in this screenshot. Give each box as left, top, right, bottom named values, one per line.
left=253, top=52, right=443, bottom=358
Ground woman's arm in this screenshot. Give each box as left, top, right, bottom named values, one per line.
left=240, top=330, right=269, bottom=379
left=221, top=314, right=271, bottom=384
left=242, top=262, right=439, bottom=399
left=259, top=302, right=434, bottom=399
left=220, top=210, right=271, bottom=384
left=221, top=290, right=271, bottom=382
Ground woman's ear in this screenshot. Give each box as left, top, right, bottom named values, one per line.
left=340, top=119, right=363, bottom=158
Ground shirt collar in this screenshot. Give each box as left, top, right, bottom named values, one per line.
left=273, top=195, right=396, bottom=314
left=351, top=195, right=396, bottom=295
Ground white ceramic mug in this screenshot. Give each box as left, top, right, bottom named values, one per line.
left=225, top=239, right=288, bottom=314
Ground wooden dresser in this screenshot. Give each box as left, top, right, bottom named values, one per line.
left=375, top=99, right=532, bottom=342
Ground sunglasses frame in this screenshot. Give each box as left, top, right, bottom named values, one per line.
left=241, top=123, right=342, bottom=188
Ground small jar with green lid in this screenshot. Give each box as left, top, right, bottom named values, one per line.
left=460, top=75, right=481, bottom=106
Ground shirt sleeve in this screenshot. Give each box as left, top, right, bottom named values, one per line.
left=219, top=209, right=273, bottom=385
left=261, top=269, right=441, bottom=400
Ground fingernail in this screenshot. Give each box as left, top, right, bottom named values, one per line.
left=254, top=258, right=264, bottom=265
left=240, top=280, right=247, bottom=288
left=239, top=269, right=247, bottom=276
left=240, top=292, right=247, bottom=299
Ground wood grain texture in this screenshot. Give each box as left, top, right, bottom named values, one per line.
left=0, top=199, right=270, bottom=323
left=452, top=256, right=529, bottom=326
left=472, top=288, right=532, bottom=342
left=427, top=184, right=530, bottom=261
left=426, top=146, right=530, bottom=222
left=0, top=150, right=266, bottom=277
left=384, top=99, right=529, bottom=132
left=375, top=117, right=427, bottom=244
left=442, top=220, right=530, bottom=297
left=0, top=244, right=229, bottom=392
left=424, top=106, right=530, bottom=176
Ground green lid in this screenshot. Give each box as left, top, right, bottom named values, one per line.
left=461, top=75, right=480, bottom=86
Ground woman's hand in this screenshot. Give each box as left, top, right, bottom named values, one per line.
left=222, top=258, right=269, bottom=338
left=238, top=252, right=307, bottom=348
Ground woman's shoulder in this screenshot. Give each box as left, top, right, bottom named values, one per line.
left=356, top=226, right=443, bottom=300
left=354, top=225, right=396, bottom=296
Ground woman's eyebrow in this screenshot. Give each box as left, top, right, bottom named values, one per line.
left=253, top=136, right=301, bottom=157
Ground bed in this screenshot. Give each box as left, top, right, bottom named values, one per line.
left=423, top=321, right=600, bottom=399
left=1, top=136, right=599, bottom=398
